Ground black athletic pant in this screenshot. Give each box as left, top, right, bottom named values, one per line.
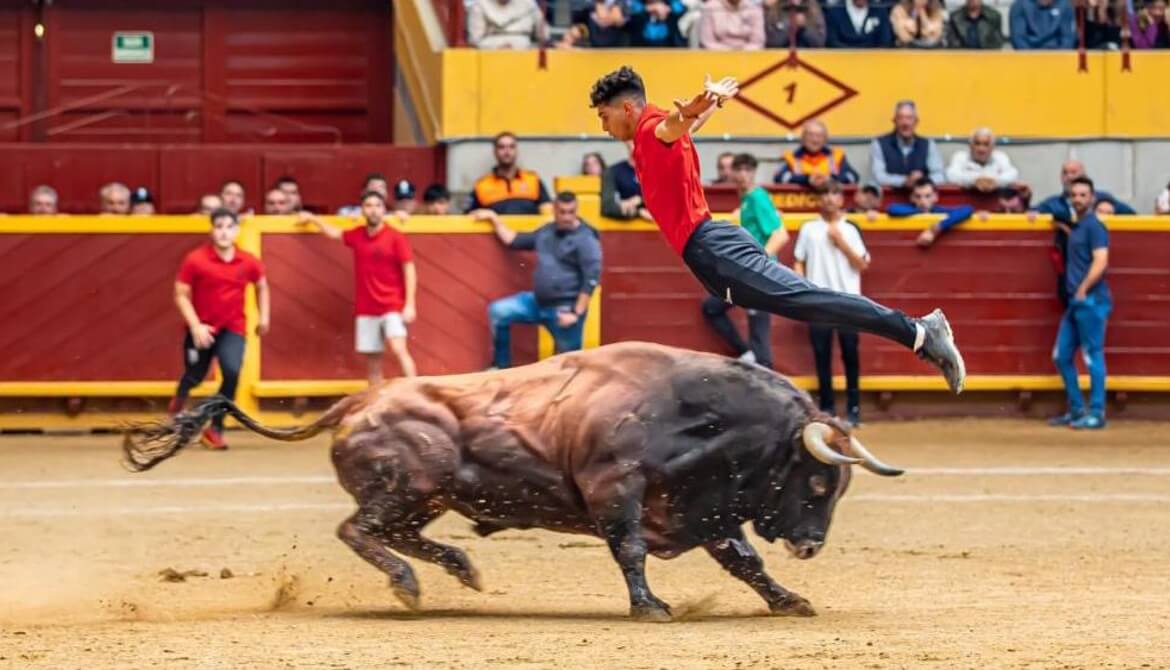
left=683, top=221, right=918, bottom=349
left=701, top=295, right=773, bottom=368
left=175, top=330, right=245, bottom=431
left=809, top=325, right=860, bottom=415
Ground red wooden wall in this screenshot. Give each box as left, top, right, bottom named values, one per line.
left=3, top=0, right=392, bottom=143
left=0, top=143, right=444, bottom=214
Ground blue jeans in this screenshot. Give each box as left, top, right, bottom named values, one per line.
left=1053, top=293, right=1112, bottom=416
left=489, top=292, right=586, bottom=368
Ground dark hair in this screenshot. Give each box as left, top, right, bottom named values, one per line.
left=494, top=131, right=517, bottom=147
left=209, top=207, right=238, bottom=225
left=360, top=190, right=387, bottom=205
left=274, top=175, right=298, bottom=187
left=363, top=172, right=388, bottom=188
left=555, top=191, right=578, bottom=205
left=582, top=151, right=607, bottom=172
left=422, top=183, right=450, bottom=203
left=860, top=183, right=882, bottom=197
left=1070, top=175, right=1095, bottom=192
left=731, top=153, right=758, bottom=170
left=912, top=177, right=937, bottom=191
left=221, top=179, right=244, bottom=192
left=590, top=66, right=646, bottom=107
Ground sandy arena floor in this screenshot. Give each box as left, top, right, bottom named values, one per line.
left=2, top=419, right=1169, bottom=670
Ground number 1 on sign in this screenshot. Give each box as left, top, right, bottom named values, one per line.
left=784, top=83, right=797, bottom=104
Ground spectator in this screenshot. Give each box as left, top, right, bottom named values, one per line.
left=274, top=176, right=302, bottom=212
left=264, top=188, right=292, bottom=215
left=946, top=0, right=1005, bottom=48
left=220, top=180, right=246, bottom=215
left=997, top=184, right=1033, bottom=213
left=793, top=181, right=869, bottom=427
left=197, top=194, right=223, bottom=215
left=850, top=182, right=883, bottom=214
left=169, top=207, right=270, bottom=450
left=338, top=173, right=390, bottom=216
left=886, top=177, right=977, bottom=247
left=28, top=185, right=58, bottom=215
left=1130, top=0, right=1170, bottom=48
left=1094, top=199, right=1115, bottom=216
left=476, top=192, right=602, bottom=369
left=468, top=0, right=548, bottom=49
left=629, top=0, right=687, bottom=46
left=99, top=182, right=131, bottom=214
left=890, top=0, right=946, bottom=47
left=774, top=119, right=860, bottom=188
left=712, top=151, right=736, bottom=184
left=945, top=128, right=1020, bottom=192
left=130, top=187, right=156, bottom=215
left=393, top=180, right=418, bottom=215
left=422, top=184, right=452, bottom=215
left=1010, top=0, right=1076, bottom=49
left=701, top=154, right=788, bottom=369
left=601, top=142, right=649, bottom=220
left=581, top=152, right=607, bottom=177
left=1156, top=180, right=1170, bottom=214
left=588, top=0, right=632, bottom=47
left=467, top=132, right=552, bottom=215
left=1030, top=160, right=1134, bottom=305
left=699, top=0, right=765, bottom=49
left=1084, top=0, right=1124, bottom=48
left=763, top=0, right=827, bottom=47
left=1050, top=176, right=1111, bottom=430
left=825, top=0, right=895, bottom=47
left=870, top=100, right=945, bottom=188
left=298, top=191, right=418, bottom=386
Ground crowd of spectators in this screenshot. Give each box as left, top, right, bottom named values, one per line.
left=465, top=0, right=1170, bottom=50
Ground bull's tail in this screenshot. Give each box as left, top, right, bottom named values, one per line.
left=121, top=394, right=363, bottom=472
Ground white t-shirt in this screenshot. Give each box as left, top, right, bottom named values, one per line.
left=793, top=218, right=869, bottom=295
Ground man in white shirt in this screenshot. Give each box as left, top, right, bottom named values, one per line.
left=793, top=180, right=870, bottom=426
left=945, top=127, right=1020, bottom=192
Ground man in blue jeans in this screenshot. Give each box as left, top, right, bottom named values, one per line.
left=1050, top=176, right=1111, bottom=430
left=475, top=191, right=602, bottom=368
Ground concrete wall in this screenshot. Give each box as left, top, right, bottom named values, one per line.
left=445, top=139, right=1170, bottom=214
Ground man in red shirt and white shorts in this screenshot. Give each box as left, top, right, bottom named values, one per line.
left=588, top=67, right=966, bottom=393
left=299, top=191, right=418, bottom=386
left=170, top=208, right=271, bottom=450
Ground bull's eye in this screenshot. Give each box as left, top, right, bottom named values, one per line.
left=809, top=475, right=829, bottom=497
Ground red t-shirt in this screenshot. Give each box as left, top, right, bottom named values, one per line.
left=342, top=224, right=414, bottom=316
left=632, top=103, right=713, bottom=255
left=176, top=244, right=265, bottom=336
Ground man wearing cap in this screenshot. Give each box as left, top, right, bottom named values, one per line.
left=130, top=187, right=156, bottom=215
left=393, top=180, right=418, bottom=216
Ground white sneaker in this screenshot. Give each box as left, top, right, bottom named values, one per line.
left=738, top=350, right=757, bottom=364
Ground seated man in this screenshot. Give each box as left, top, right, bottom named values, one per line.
left=467, top=132, right=553, bottom=216
left=475, top=192, right=602, bottom=369
left=870, top=100, right=945, bottom=189
left=774, top=119, right=860, bottom=188
left=886, top=177, right=978, bottom=247
left=601, top=141, right=650, bottom=221
left=825, top=0, right=895, bottom=46
left=467, top=0, right=548, bottom=49
left=421, top=184, right=451, bottom=215
left=1010, top=0, right=1076, bottom=49
left=945, top=128, right=1020, bottom=193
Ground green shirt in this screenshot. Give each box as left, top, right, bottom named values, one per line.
left=740, top=186, right=782, bottom=255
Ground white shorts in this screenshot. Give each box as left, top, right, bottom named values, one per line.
left=355, top=312, right=407, bottom=353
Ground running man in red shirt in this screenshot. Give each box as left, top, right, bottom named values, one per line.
left=589, top=67, right=966, bottom=393
left=299, top=190, right=418, bottom=386
left=171, top=208, right=270, bottom=450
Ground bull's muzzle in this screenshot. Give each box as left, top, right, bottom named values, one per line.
left=784, top=538, right=824, bottom=560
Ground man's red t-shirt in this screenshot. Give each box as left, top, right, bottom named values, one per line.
left=631, top=103, right=713, bottom=255
left=342, top=223, right=414, bottom=316
left=176, top=244, right=265, bottom=336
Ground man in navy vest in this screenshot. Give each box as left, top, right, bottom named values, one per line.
left=869, top=101, right=945, bottom=189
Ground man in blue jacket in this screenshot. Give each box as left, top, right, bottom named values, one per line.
left=1010, top=0, right=1077, bottom=49
left=884, top=178, right=977, bottom=247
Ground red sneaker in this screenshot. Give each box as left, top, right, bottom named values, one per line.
left=201, top=427, right=229, bottom=450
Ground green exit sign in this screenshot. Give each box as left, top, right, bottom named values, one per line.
left=112, top=31, right=154, bottom=64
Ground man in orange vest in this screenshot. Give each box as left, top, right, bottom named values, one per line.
left=774, top=120, right=859, bottom=189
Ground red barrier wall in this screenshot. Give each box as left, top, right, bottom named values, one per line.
left=0, top=144, right=444, bottom=215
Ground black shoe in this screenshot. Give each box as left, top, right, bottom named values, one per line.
left=915, top=309, right=966, bottom=394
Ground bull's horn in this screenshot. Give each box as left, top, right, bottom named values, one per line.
left=802, top=423, right=862, bottom=466
left=847, top=436, right=905, bottom=477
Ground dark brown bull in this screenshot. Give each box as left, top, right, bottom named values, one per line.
left=124, top=341, right=903, bottom=621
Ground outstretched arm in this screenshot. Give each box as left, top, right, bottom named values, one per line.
left=297, top=211, right=343, bottom=240
left=655, top=75, right=738, bottom=144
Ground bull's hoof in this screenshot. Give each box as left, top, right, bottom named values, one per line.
left=390, top=579, right=421, bottom=611
left=770, top=595, right=816, bottom=617
left=454, top=565, right=483, bottom=592
left=630, top=604, right=673, bottom=623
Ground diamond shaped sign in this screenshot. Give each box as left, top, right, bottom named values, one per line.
left=733, top=56, right=858, bottom=130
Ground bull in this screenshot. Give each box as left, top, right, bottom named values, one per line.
left=124, top=341, right=903, bottom=621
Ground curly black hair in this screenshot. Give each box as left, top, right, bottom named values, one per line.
left=589, top=66, right=646, bottom=107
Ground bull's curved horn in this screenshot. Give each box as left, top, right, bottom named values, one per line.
left=802, top=423, right=862, bottom=466
left=847, top=436, right=905, bottom=477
